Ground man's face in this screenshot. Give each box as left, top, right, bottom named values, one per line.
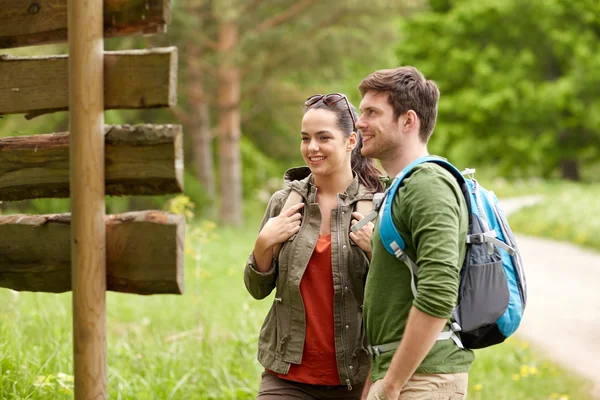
left=357, top=91, right=403, bottom=160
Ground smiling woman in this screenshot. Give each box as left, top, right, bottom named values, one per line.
left=242, top=93, right=383, bottom=399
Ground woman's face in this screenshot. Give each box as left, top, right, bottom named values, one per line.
left=301, top=108, right=356, bottom=177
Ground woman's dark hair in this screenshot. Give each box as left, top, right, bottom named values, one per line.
left=305, top=95, right=383, bottom=192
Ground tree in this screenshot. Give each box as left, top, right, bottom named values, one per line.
left=170, top=0, right=412, bottom=225
left=397, top=0, right=600, bottom=180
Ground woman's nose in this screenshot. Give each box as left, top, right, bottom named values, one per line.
left=308, top=140, right=319, bottom=152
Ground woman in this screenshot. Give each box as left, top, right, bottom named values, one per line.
left=244, top=93, right=383, bottom=399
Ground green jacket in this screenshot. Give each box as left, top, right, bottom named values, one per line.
left=244, top=167, right=374, bottom=388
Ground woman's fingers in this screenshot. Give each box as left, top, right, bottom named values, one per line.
left=281, top=202, right=304, bottom=217
left=351, top=211, right=364, bottom=220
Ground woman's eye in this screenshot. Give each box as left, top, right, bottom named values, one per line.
left=301, top=137, right=309, bottom=142
left=320, top=136, right=329, bottom=141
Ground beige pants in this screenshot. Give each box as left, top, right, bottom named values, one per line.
left=368, top=373, right=468, bottom=400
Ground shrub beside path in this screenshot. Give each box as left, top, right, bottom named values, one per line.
left=501, top=196, right=600, bottom=398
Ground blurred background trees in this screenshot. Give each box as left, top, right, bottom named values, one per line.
left=1, top=0, right=599, bottom=225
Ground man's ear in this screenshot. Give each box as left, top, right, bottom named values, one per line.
left=403, top=110, right=419, bottom=132
left=347, top=131, right=358, bottom=152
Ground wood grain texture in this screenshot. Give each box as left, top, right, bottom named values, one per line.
left=0, top=124, right=184, bottom=201
left=0, top=0, right=171, bottom=49
left=0, top=47, right=178, bottom=116
left=0, top=211, right=185, bottom=294
left=69, top=0, right=106, bottom=396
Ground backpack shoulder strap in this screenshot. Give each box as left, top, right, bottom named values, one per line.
left=272, top=190, right=303, bottom=261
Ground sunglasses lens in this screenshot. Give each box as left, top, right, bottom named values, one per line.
left=305, top=94, right=323, bottom=106
left=323, top=93, right=344, bottom=105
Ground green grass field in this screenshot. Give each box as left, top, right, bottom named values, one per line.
left=0, top=218, right=594, bottom=399
left=507, top=181, right=600, bottom=252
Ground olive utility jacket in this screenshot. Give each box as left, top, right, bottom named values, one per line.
left=244, top=167, right=374, bottom=389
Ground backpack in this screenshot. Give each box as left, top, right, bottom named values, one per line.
left=360, top=156, right=527, bottom=350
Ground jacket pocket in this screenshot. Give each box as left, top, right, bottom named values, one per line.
left=258, top=303, right=279, bottom=357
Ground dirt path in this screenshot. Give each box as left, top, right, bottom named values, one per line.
left=501, top=197, right=600, bottom=398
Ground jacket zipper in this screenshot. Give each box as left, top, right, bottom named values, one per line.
left=337, top=194, right=352, bottom=391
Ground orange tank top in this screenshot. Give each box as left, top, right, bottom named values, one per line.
left=272, top=234, right=340, bottom=385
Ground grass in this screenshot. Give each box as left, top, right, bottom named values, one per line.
left=507, top=181, right=600, bottom=252
left=0, top=215, right=595, bottom=399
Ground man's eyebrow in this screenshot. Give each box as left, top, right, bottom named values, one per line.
left=363, top=105, right=379, bottom=112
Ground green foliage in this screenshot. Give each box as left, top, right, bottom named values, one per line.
left=239, top=136, right=285, bottom=201
left=397, top=0, right=600, bottom=180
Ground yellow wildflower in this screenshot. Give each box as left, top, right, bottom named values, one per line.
left=512, top=374, right=520, bottom=381
left=520, top=365, right=529, bottom=377
left=474, top=384, right=483, bottom=391
left=528, top=366, right=538, bottom=375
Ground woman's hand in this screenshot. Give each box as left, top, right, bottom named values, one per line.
left=257, top=202, right=304, bottom=250
left=350, top=211, right=374, bottom=258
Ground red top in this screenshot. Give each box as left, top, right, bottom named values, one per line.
left=273, top=234, right=340, bottom=385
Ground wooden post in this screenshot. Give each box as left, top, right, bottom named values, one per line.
left=69, top=0, right=107, bottom=398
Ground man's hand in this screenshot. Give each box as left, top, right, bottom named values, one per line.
left=382, top=376, right=402, bottom=399
left=364, top=378, right=399, bottom=400
left=350, top=211, right=374, bottom=257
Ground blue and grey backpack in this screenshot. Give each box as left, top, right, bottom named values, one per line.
left=356, top=156, right=527, bottom=350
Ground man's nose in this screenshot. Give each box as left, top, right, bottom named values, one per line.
left=355, top=115, right=367, bottom=130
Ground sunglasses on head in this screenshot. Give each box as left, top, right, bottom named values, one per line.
left=305, top=93, right=356, bottom=128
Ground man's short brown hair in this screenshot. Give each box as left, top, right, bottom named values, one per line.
left=359, top=66, right=440, bottom=143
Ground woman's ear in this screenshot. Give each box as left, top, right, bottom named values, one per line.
left=347, top=131, right=358, bottom=152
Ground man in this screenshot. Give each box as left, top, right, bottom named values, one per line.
left=357, top=66, right=474, bottom=400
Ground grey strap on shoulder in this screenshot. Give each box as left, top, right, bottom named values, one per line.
left=351, top=199, right=377, bottom=233
left=271, top=190, right=303, bottom=261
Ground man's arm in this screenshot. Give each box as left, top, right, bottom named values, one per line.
left=380, top=166, right=465, bottom=398
left=381, top=306, right=446, bottom=398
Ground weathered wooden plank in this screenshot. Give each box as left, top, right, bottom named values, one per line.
left=0, top=124, right=183, bottom=201
left=0, top=0, right=171, bottom=49
left=0, top=47, right=178, bottom=116
left=0, top=211, right=184, bottom=294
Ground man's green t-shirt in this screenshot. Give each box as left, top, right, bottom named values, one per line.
left=364, top=163, right=475, bottom=381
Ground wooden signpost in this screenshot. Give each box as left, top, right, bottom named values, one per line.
left=0, top=1, right=182, bottom=398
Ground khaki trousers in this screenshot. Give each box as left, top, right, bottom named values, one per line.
left=368, top=373, right=468, bottom=400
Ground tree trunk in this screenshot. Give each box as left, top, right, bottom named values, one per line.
left=558, top=131, right=581, bottom=181
left=187, top=43, right=215, bottom=200
left=560, top=159, right=580, bottom=181
left=217, top=20, right=242, bottom=226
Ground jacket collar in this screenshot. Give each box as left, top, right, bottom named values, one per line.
left=283, top=166, right=374, bottom=205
